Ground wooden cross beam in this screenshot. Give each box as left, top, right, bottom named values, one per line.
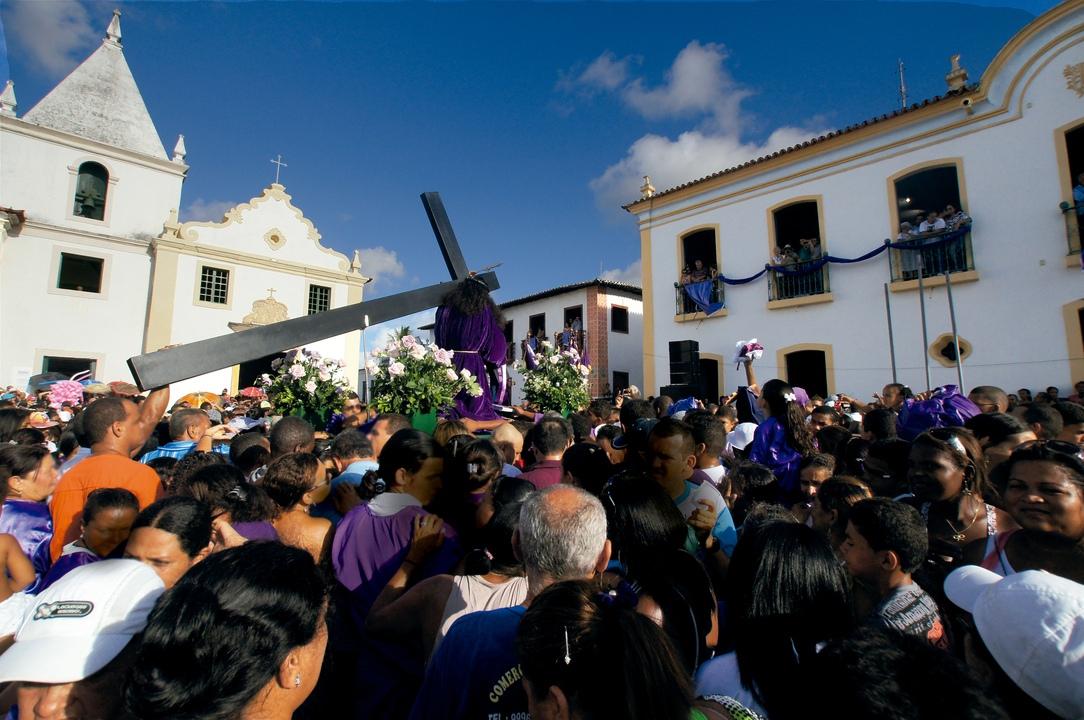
left=127, top=193, right=496, bottom=390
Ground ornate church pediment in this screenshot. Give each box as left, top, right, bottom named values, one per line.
left=228, top=290, right=289, bottom=332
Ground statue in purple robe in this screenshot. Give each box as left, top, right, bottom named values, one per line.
left=434, top=276, right=508, bottom=421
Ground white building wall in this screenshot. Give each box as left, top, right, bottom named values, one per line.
left=503, top=288, right=589, bottom=405
left=0, top=119, right=185, bottom=387
left=639, top=6, right=1084, bottom=400
left=602, top=291, right=644, bottom=393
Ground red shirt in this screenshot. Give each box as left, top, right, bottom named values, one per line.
left=520, top=459, right=564, bottom=490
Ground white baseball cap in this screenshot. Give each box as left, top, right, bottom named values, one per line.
left=727, top=422, right=758, bottom=451
left=945, top=566, right=1084, bottom=719
left=0, top=559, right=165, bottom=684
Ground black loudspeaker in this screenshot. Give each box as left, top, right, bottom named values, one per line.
left=660, top=384, right=699, bottom=401
left=669, top=340, right=699, bottom=363
left=669, top=340, right=700, bottom=386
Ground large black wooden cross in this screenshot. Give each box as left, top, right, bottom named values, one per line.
left=127, top=193, right=498, bottom=390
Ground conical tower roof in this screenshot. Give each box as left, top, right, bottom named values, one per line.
left=22, top=10, right=166, bottom=159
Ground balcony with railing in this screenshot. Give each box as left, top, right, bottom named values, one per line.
left=1061, top=201, right=1082, bottom=259
left=674, top=277, right=726, bottom=318
left=889, top=228, right=975, bottom=285
left=767, top=263, right=831, bottom=306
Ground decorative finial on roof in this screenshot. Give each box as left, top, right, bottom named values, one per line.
left=640, top=175, right=656, bottom=199
left=351, top=250, right=363, bottom=274
left=0, top=80, right=15, bottom=118
left=946, top=54, right=968, bottom=92
left=172, top=134, right=187, bottom=163
left=104, top=9, right=122, bottom=46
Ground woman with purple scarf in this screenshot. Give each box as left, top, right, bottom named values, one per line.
left=434, top=276, right=508, bottom=427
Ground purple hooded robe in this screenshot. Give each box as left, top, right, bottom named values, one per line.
left=434, top=303, right=507, bottom=421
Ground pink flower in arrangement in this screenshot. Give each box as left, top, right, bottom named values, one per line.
left=304, top=380, right=317, bottom=393
left=388, top=362, right=406, bottom=377
left=445, top=369, right=458, bottom=381
left=400, top=335, right=418, bottom=348
left=289, top=364, right=306, bottom=379
left=409, top=344, right=427, bottom=360
left=433, top=348, right=454, bottom=365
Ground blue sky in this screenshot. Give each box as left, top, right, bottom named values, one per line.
left=0, top=0, right=1054, bottom=343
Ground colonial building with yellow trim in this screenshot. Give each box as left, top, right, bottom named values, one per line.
left=626, top=1, right=1084, bottom=399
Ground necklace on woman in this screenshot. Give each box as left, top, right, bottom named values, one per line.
left=944, top=495, right=980, bottom=543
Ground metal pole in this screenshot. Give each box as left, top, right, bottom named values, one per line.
left=944, top=272, right=965, bottom=390
left=883, top=283, right=898, bottom=383
left=917, top=263, right=932, bottom=391
left=361, top=314, right=370, bottom=403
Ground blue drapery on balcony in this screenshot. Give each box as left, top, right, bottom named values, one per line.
left=683, top=279, right=725, bottom=315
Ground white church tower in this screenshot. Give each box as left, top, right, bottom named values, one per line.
left=0, top=10, right=188, bottom=385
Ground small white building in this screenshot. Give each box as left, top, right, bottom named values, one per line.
left=626, top=2, right=1084, bottom=401
left=498, top=279, right=643, bottom=402
left=420, top=279, right=644, bottom=402
left=0, top=11, right=369, bottom=397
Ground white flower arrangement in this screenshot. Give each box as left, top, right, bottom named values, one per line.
left=521, top=341, right=591, bottom=413
left=370, top=332, right=482, bottom=415
left=261, top=348, right=350, bottom=424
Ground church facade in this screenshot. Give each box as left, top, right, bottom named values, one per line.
left=627, top=2, right=1084, bottom=401
left=0, top=12, right=368, bottom=397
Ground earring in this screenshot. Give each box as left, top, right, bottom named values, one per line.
left=294, top=674, right=301, bottom=687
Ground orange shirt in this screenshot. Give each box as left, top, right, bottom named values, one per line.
left=49, top=454, right=164, bottom=561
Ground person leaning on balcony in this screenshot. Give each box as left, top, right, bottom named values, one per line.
left=918, top=211, right=946, bottom=234
left=688, top=259, right=711, bottom=283
left=944, top=205, right=971, bottom=231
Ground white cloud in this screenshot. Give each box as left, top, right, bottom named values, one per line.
left=5, top=1, right=98, bottom=78
left=565, top=41, right=828, bottom=212
left=357, top=246, right=406, bottom=290
left=590, top=125, right=822, bottom=211
left=558, top=51, right=633, bottom=96
left=622, top=42, right=751, bottom=132
left=600, top=259, right=642, bottom=286
left=181, top=198, right=238, bottom=222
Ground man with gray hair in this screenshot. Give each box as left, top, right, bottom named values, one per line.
left=410, top=485, right=610, bottom=719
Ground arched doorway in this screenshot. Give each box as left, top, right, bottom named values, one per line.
left=777, top=343, right=835, bottom=399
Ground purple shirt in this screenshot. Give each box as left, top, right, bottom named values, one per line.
left=521, top=459, right=564, bottom=490
left=749, top=416, right=803, bottom=495
left=0, top=499, right=53, bottom=593
left=332, top=494, right=460, bottom=637
left=36, top=544, right=98, bottom=594
left=232, top=521, right=280, bottom=542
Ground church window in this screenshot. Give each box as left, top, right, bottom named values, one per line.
left=57, top=253, right=104, bottom=293
left=73, top=162, right=109, bottom=221
left=307, top=285, right=331, bottom=315
left=199, top=266, right=230, bottom=305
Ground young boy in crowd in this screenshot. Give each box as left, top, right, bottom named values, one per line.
left=840, top=498, right=949, bottom=650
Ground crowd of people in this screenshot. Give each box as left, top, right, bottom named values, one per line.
left=0, top=357, right=1080, bottom=719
